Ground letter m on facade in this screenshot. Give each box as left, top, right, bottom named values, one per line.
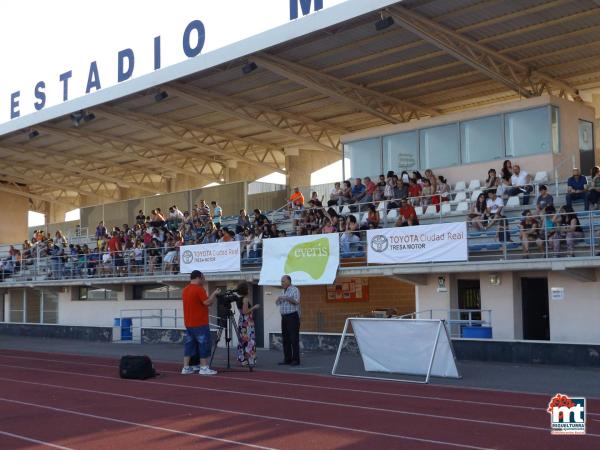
left=290, top=0, right=323, bottom=20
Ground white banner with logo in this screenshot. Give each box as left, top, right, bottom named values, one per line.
left=259, top=234, right=339, bottom=286
left=367, top=222, right=468, bottom=264
left=180, top=242, right=240, bottom=273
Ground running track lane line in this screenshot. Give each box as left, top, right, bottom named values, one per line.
left=3, top=350, right=599, bottom=403
left=0, top=364, right=560, bottom=434
left=0, top=430, right=74, bottom=450
left=0, top=378, right=490, bottom=450
left=0, top=397, right=275, bottom=450
left=1, top=353, right=594, bottom=417
left=2, top=363, right=599, bottom=436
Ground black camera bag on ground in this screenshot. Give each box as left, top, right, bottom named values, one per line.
left=119, top=355, right=157, bottom=379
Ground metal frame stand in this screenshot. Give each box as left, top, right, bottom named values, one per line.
left=209, top=312, right=254, bottom=372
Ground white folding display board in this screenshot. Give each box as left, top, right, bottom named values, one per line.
left=332, top=318, right=461, bottom=384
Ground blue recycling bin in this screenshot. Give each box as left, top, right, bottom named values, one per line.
left=461, top=326, right=492, bottom=339
left=113, top=318, right=121, bottom=327
left=120, top=318, right=133, bottom=341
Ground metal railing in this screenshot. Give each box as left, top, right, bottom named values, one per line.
left=399, top=309, right=493, bottom=338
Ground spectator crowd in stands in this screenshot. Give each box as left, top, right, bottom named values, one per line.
left=2, top=161, right=599, bottom=280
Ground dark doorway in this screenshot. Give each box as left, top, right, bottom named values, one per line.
left=457, top=279, right=481, bottom=322
left=252, top=284, right=264, bottom=347
left=579, top=120, right=595, bottom=176
left=521, top=278, right=550, bottom=340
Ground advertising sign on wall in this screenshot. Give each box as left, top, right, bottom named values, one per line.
left=179, top=242, right=240, bottom=273
left=367, top=222, right=468, bottom=264
left=259, top=234, right=340, bottom=286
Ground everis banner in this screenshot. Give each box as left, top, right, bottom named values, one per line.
left=180, top=242, right=240, bottom=273
left=259, top=234, right=340, bottom=286
left=367, top=222, right=468, bottom=264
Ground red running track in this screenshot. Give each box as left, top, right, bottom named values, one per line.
left=0, top=350, right=598, bottom=449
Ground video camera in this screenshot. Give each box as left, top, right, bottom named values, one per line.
left=216, top=283, right=249, bottom=327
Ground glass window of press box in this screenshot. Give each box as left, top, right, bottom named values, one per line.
left=343, top=106, right=560, bottom=177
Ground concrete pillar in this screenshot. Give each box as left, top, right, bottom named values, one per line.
left=0, top=192, right=29, bottom=244
left=286, top=149, right=340, bottom=191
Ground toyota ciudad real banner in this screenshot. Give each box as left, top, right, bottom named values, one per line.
left=180, top=242, right=241, bottom=273
left=367, top=222, right=468, bottom=264
left=259, top=234, right=340, bottom=286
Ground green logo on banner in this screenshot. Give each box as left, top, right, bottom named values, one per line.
left=284, top=237, right=330, bottom=280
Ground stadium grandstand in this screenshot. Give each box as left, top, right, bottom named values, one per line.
left=2, top=0, right=600, bottom=361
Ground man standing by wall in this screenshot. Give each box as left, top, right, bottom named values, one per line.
left=181, top=270, right=221, bottom=375
left=277, top=275, right=301, bottom=366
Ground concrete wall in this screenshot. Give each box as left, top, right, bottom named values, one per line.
left=547, top=271, right=600, bottom=344
left=0, top=192, right=28, bottom=245
left=414, top=269, right=600, bottom=344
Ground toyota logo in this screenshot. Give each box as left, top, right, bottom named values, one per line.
left=370, top=235, right=388, bottom=252
left=182, top=250, right=194, bottom=264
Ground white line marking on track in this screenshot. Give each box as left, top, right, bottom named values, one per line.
left=0, top=397, right=275, bottom=450
left=3, top=349, right=599, bottom=402
left=0, top=363, right=560, bottom=432
left=0, top=430, right=74, bottom=450
left=0, top=376, right=490, bottom=449
left=0, top=353, right=588, bottom=416
left=3, top=369, right=599, bottom=444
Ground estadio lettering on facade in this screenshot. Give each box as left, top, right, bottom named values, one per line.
left=180, top=242, right=240, bottom=273
left=367, top=223, right=468, bottom=264
left=3, top=0, right=396, bottom=127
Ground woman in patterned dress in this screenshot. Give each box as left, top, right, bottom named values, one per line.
left=235, top=283, right=259, bottom=366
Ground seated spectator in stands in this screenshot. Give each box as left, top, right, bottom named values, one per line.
left=198, top=200, right=211, bottom=223
left=308, top=191, right=323, bottom=209
left=364, top=204, right=380, bottom=229
left=437, top=176, right=450, bottom=204
left=260, top=223, right=273, bottom=240
left=485, top=190, right=504, bottom=229
left=203, top=222, right=218, bottom=244
left=535, top=185, right=554, bottom=214
left=496, top=217, right=512, bottom=243
left=328, top=182, right=343, bottom=207
left=211, top=201, right=222, bottom=228
left=391, top=175, right=404, bottom=200
left=340, top=180, right=353, bottom=205
left=589, top=166, right=600, bottom=209
left=146, top=239, right=161, bottom=274
left=321, top=217, right=336, bottom=234
left=384, top=171, right=396, bottom=200
left=496, top=175, right=511, bottom=201
left=289, top=187, right=305, bottom=210
left=363, top=177, right=377, bottom=203
left=253, top=209, right=270, bottom=227
left=396, top=198, right=419, bottom=227
left=421, top=178, right=434, bottom=206
left=95, top=221, right=107, bottom=242
left=543, top=205, right=561, bottom=256
left=519, top=210, right=543, bottom=257
left=340, top=215, right=360, bottom=254
left=501, top=159, right=513, bottom=180
left=412, top=170, right=424, bottom=187
left=566, top=168, right=590, bottom=210
left=136, top=210, right=146, bottom=226
left=424, top=169, right=438, bottom=193
left=270, top=223, right=279, bottom=237
left=337, top=216, right=347, bottom=233
left=238, top=209, right=251, bottom=229
left=400, top=171, right=410, bottom=184
left=375, top=175, right=386, bottom=201
left=149, top=209, right=166, bottom=227
left=351, top=178, right=366, bottom=203
left=468, top=193, right=489, bottom=231
left=408, top=178, right=422, bottom=204
left=560, top=206, right=584, bottom=257
left=508, top=164, right=533, bottom=205
left=485, top=169, right=500, bottom=189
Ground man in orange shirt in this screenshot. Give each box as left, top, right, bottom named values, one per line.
left=181, top=270, right=221, bottom=375
left=289, top=187, right=305, bottom=208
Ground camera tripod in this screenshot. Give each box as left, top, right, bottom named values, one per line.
left=209, top=311, right=254, bottom=372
